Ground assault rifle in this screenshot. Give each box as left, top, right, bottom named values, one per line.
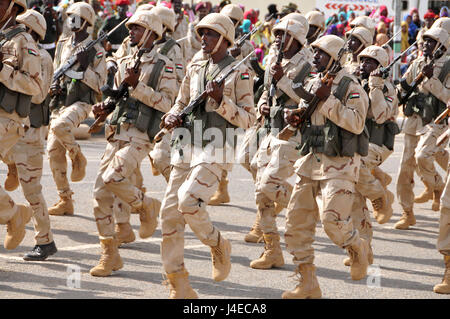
left=263, top=27, right=287, bottom=130
left=435, top=103, right=450, bottom=125
left=154, top=51, right=255, bottom=143
left=398, top=43, right=447, bottom=106
left=52, top=17, right=129, bottom=83
left=277, top=27, right=355, bottom=141
left=234, top=14, right=273, bottom=49
left=88, top=47, right=149, bottom=134
left=380, top=40, right=417, bottom=79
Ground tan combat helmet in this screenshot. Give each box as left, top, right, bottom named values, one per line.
left=311, top=35, right=345, bottom=71
left=272, top=18, right=308, bottom=48
left=195, top=13, right=235, bottom=52
left=126, top=10, right=163, bottom=46
left=17, top=9, right=46, bottom=41
left=346, top=26, right=373, bottom=52
left=67, top=2, right=96, bottom=27
left=220, top=3, right=244, bottom=27
left=358, top=45, right=389, bottom=68
left=350, top=15, right=376, bottom=38
left=281, top=12, right=309, bottom=33
left=152, top=5, right=176, bottom=33
left=305, top=11, right=325, bottom=32
left=1, top=0, right=27, bottom=23
left=431, top=17, right=450, bottom=36
left=423, top=27, right=450, bottom=53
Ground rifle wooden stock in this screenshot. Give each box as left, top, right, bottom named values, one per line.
left=434, top=107, right=450, bottom=125
left=437, top=129, right=450, bottom=147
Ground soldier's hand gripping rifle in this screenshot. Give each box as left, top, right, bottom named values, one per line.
left=154, top=51, right=255, bottom=143
left=277, top=28, right=354, bottom=141
left=398, top=43, right=447, bottom=106
left=378, top=39, right=418, bottom=79
left=262, top=28, right=287, bottom=130
left=88, top=47, right=148, bottom=134
left=52, top=17, right=129, bottom=83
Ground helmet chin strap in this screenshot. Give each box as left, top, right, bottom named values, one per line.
left=210, top=34, right=224, bottom=55
left=283, top=35, right=294, bottom=53
left=138, top=29, right=153, bottom=48
left=0, top=2, right=14, bottom=24
left=324, top=56, right=334, bottom=73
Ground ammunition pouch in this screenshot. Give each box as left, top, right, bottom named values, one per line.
left=299, top=119, right=368, bottom=157
left=29, top=96, right=50, bottom=128
left=404, top=92, right=446, bottom=125
left=270, top=104, right=296, bottom=135
left=0, top=82, right=32, bottom=118
left=365, top=118, right=400, bottom=151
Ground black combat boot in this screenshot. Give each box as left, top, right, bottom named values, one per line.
left=23, top=242, right=57, bottom=261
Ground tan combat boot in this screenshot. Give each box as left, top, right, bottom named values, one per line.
left=244, top=216, right=264, bottom=243
left=432, top=189, right=443, bottom=212
left=71, top=151, right=87, bottom=182
left=372, top=191, right=394, bottom=224
left=138, top=195, right=161, bottom=239
left=346, top=238, right=370, bottom=281
left=90, top=237, right=123, bottom=277
left=210, top=233, right=231, bottom=282
left=371, top=167, right=392, bottom=187
left=165, top=268, right=198, bottom=299
left=209, top=171, right=230, bottom=206
left=414, top=182, right=433, bottom=203
left=250, top=233, right=284, bottom=269
left=433, top=256, right=450, bottom=294
left=344, top=242, right=374, bottom=266
left=282, top=264, right=322, bottom=299
left=115, top=222, right=135, bottom=245
left=4, top=204, right=32, bottom=250
left=48, top=194, right=74, bottom=216
left=4, top=164, right=19, bottom=191
left=394, top=210, right=416, bottom=230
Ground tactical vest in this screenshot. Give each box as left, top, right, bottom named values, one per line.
left=263, top=62, right=313, bottom=135
left=183, top=55, right=237, bottom=148
left=0, top=26, right=33, bottom=118
left=109, top=58, right=166, bottom=142
left=298, top=76, right=369, bottom=157
left=29, top=95, right=51, bottom=128
left=159, top=38, right=179, bottom=57
left=403, top=58, right=449, bottom=125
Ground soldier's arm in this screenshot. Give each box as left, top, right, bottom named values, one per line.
left=32, top=50, right=54, bottom=105
left=275, top=62, right=306, bottom=104
left=421, top=66, right=450, bottom=104
left=168, top=63, right=192, bottom=115
left=0, top=36, right=42, bottom=96
left=368, top=76, right=398, bottom=124
left=319, top=81, right=369, bottom=135
left=81, top=46, right=107, bottom=93
left=213, top=66, right=256, bottom=129
left=130, top=59, right=177, bottom=113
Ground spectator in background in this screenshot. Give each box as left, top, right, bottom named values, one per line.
left=244, top=9, right=258, bottom=25
left=440, top=6, right=449, bottom=17
left=325, top=13, right=339, bottom=36
left=401, top=20, right=409, bottom=53
left=336, top=11, right=348, bottom=37
left=412, top=11, right=423, bottom=29
left=379, top=5, right=393, bottom=28
left=405, top=14, right=417, bottom=45
left=266, top=3, right=278, bottom=20
left=377, top=21, right=387, bottom=35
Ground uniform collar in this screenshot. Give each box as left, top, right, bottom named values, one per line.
left=137, top=46, right=158, bottom=63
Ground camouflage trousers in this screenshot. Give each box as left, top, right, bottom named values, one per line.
left=149, top=133, right=172, bottom=182
left=0, top=116, right=25, bottom=224
left=47, top=102, right=91, bottom=197
left=285, top=175, right=359, bottom=265
left=397, top=127, right=447, bottom=211
left=112, top=166, right=144, bottom=224
left=93, top=138, right=152, bottom=238
left=237, top=125, right=260, bottom=181
left=161, top=162, right=223, bottom=274
left=253, top=134, right=296, bottom=235
left=438, top=163, right=450, bottom=256
left=3, top=127, right=53, bottom=245
left=351, top=143, right=393, bottom=243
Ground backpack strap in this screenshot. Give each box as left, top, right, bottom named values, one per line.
left=333, top=75, right=354, bottom=103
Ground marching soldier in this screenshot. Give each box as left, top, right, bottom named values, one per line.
left=89, top=10, right=177, bottom=276
left=170, top=0, right=190, bottom=63
left=344, top=27, right=373, bottom=75
left=160, top=13, right=255, bottom=298
left=344, top=45, right=399, bottom=267
left=47, top=2, right=106, bottom=216
left=249, top=18, right=312, bottom=269
left=186, top=2, right=209, bottom=63
left=282, top=35, right=370, bottom=298
left=396, top=27, right=449, bottom=229
left=435, top=105, right=450, bottom=294
left=0, top=0, right=42, bottom=251
left=2, top=10, right=57, bottom=260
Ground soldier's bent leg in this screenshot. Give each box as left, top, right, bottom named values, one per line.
left=149, top=133, right=172, bottom=182
left=47, top=131, right=71, bottom=197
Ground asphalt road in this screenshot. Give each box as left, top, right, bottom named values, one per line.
left=0, top=133, right=448, bottom=300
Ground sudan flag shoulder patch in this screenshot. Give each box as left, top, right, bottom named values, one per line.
left=96, top=51, right=104, bottom=59
left=348, top=92, right=360, bottom=100
left=164, top=66, right=174, bottom=73
left=385, top=96, right=393, bottom=103
left=241, top=72, right=250, bottom=80
left=175, top=63, right=183, bottom=70
left=27, top=48, right=38, bottom=56
left=308, top=72, right=317, bottom=78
